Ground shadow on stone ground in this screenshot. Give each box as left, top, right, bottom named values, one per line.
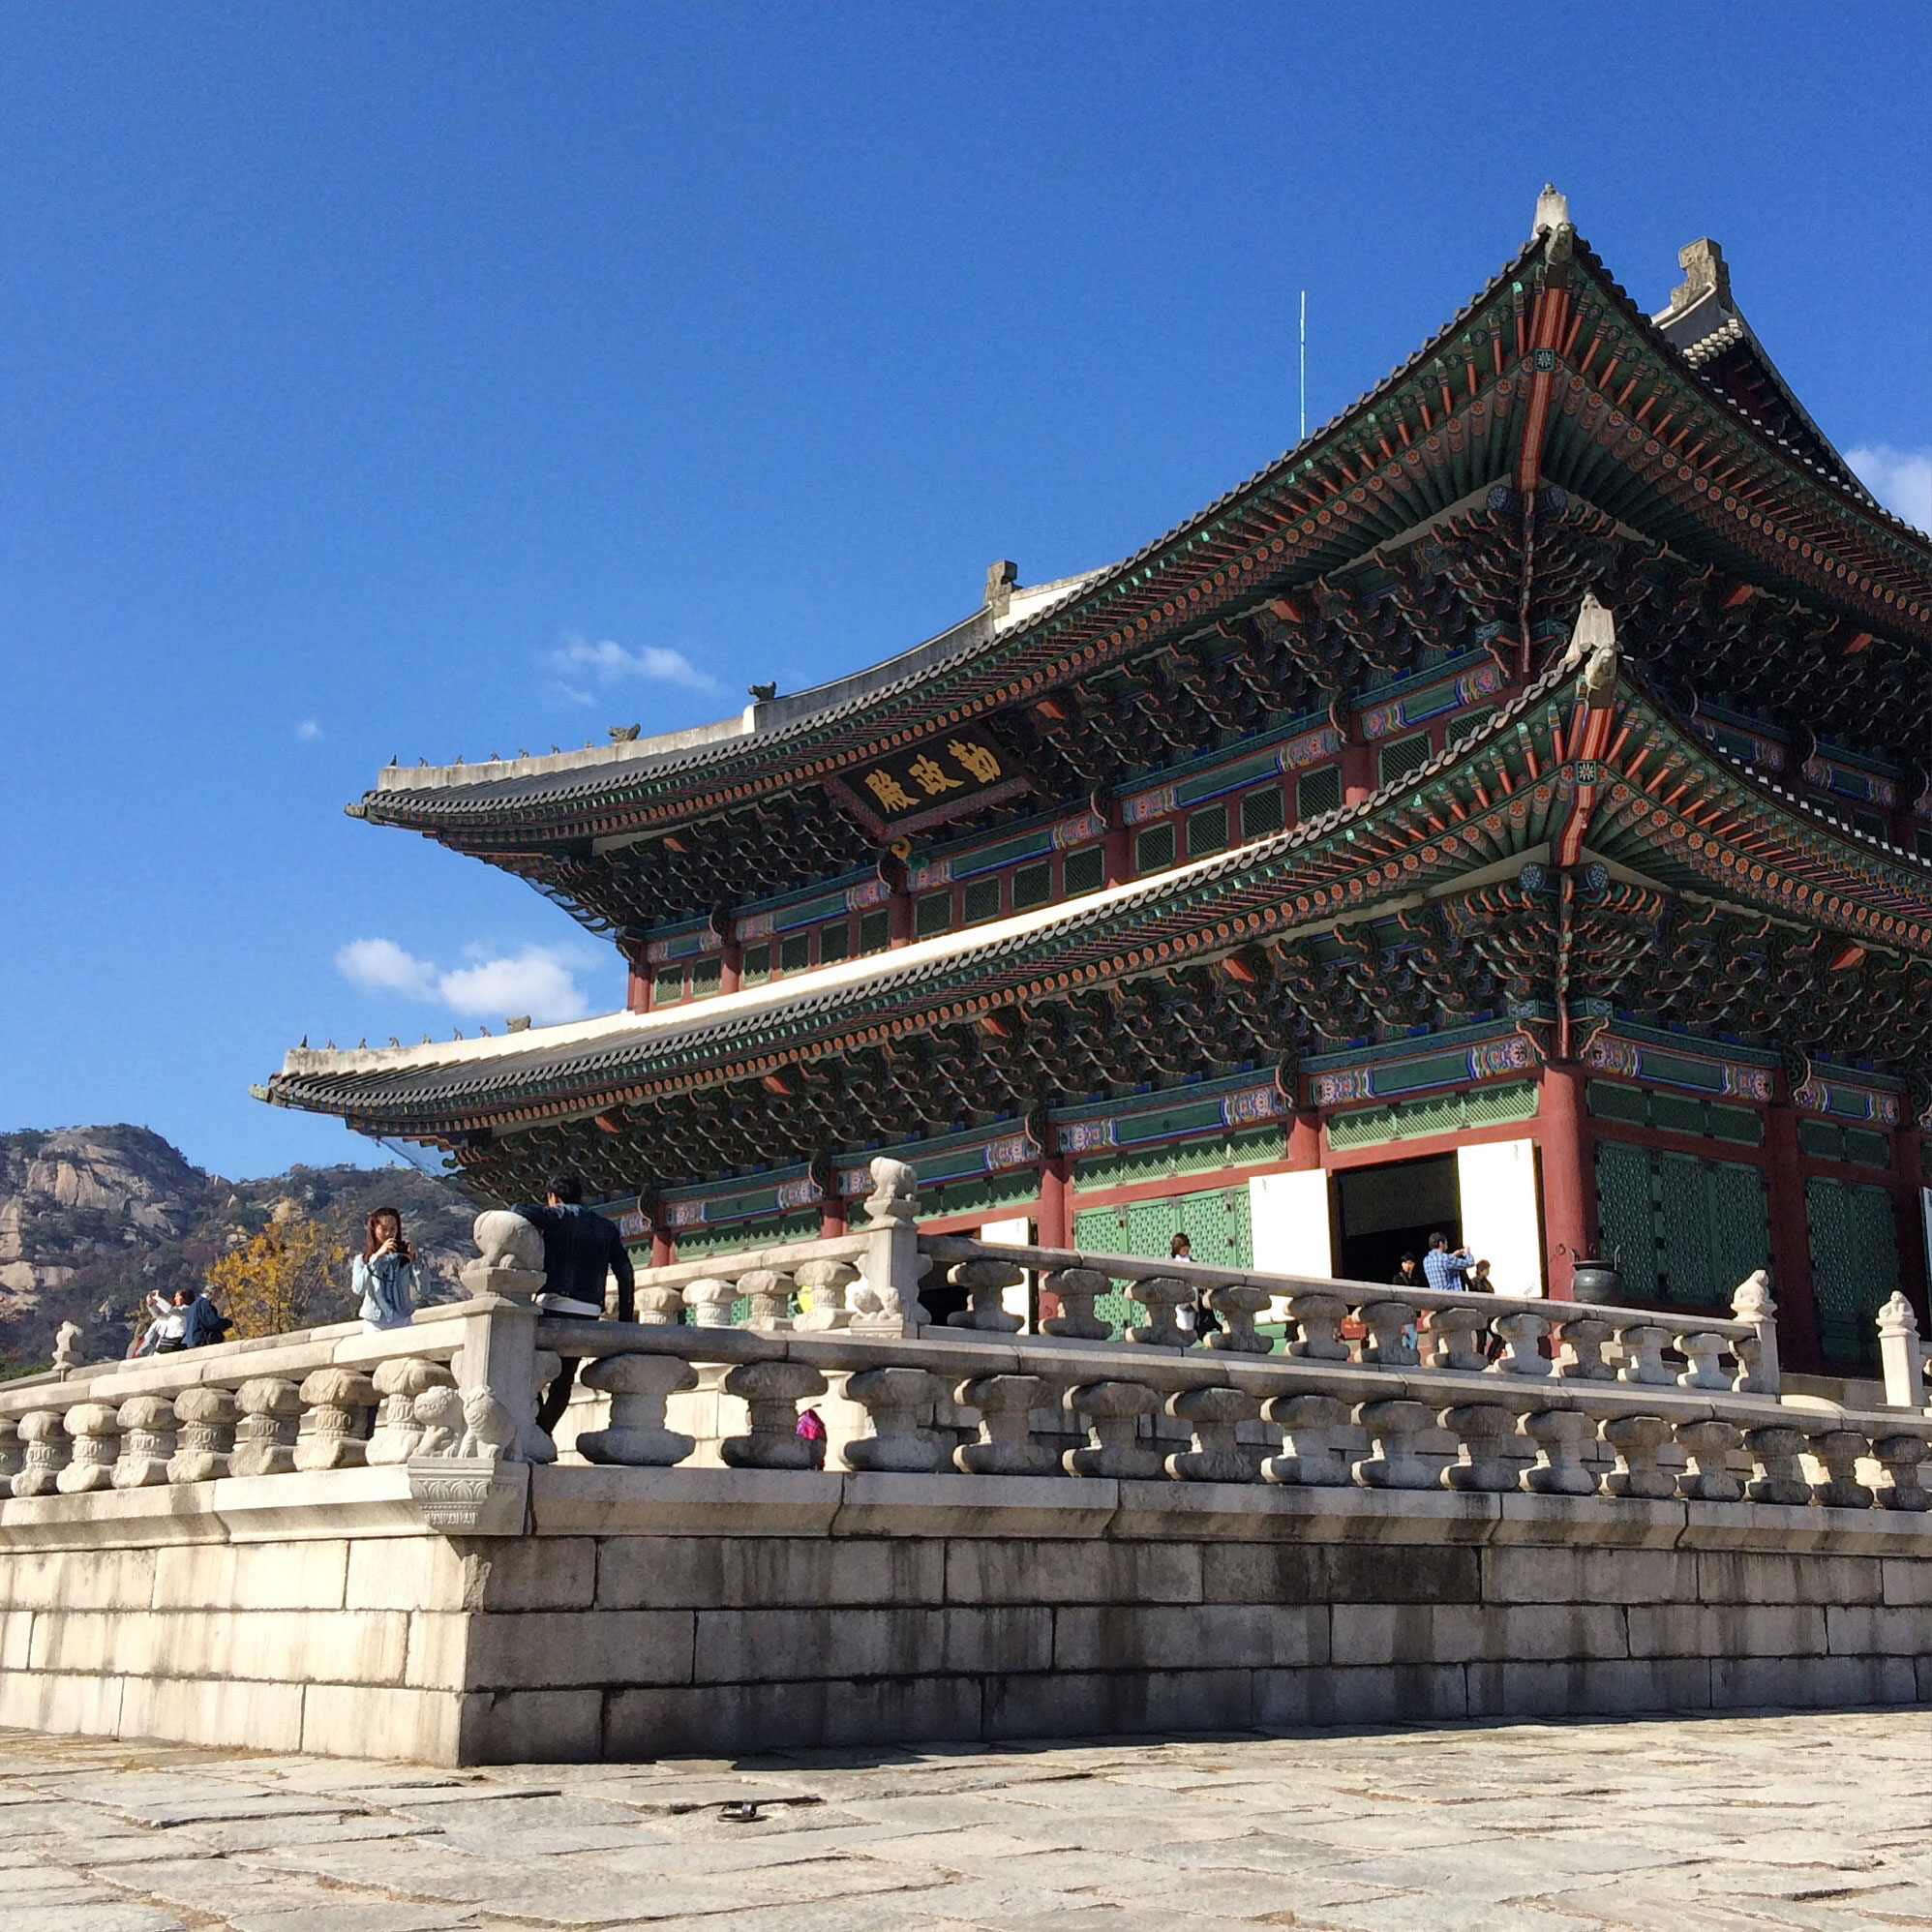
left=0, top=1707, right=1924, bottom=1930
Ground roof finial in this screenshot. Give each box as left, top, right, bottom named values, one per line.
left=1532, top=183, right=1570, bottom=239
left=984, top=559, right=1018, bottom=619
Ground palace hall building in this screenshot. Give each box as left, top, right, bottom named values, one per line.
left=263, top=191, right=1932, bottom=1376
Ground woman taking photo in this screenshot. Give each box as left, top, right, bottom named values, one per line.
left=354, top=1205, right=425, bottom=1332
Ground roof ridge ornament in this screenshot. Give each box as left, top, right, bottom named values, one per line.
left=1566, top=593, right=1619, bottom=707
left=1532, top=182, right=1571, bottom=240
left=984, top=559, right=1019, bottom=620
left=1663, top=236, right=1734, bottom=317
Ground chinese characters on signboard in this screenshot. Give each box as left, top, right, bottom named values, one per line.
left=831, top=724, right=1026, bottom=836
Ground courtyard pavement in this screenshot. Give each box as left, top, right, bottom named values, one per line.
left=0, top=1710, right=1924, bottom=1931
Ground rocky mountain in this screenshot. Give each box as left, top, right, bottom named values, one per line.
left=0, top=1125, right=477, bottom=1369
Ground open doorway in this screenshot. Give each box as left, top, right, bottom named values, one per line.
left=1334, top=1153, right=1462, bottom=1284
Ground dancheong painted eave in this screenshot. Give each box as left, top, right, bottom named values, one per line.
left=347, top=203, right=1932, bottom=858
left=264, top=645, right=1932, bottom=1144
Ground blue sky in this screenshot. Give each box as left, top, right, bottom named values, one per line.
left=2, top=2, right=1927, bottom=1182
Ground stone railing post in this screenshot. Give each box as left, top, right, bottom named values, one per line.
left=1871, top=1434, right=1930, bottom=1512
left=636, top=1283, right=687, bottom=1324
left=1732, top=1271, right=1781, bottom=1396
left=683, top=1277, right=738, bottom=1329
left=1877, top=1291, right=1925, bottom=1410
left=577, top=1355, right=698, bottom=1466
left=1064, top=1380, right=1162, bottom=1477
left=794, top=1258, right=860, bottom=1332
left=1359, top=1299, right=1420, bottom=1368
left=1202, top=1283, right=1273, bottom=1355
left=1040, top=1268, right=1112, bottom=1342
left=1354, top=1399, right=1434, bottom=1489
left=1674, top=1419, right=1743, bottom=1502
left=841, top=1366, right=944, bottom=1473
left=13, top=1409, right=70, bottom=1496
left=1615, top=1322, right=1675, bottom=1385
left=858, top=1158, right=927, bottom=1332
left=57, top=1402, right=121, bottom=1494
left=1488, top=1310, right=1553, bottom=1377
left=1440, top=1403, right=1518, bottom=1492
left=1522, top=1408, right=1597, bottom=1495
left=1126, top=1276, right=1192, bottom=1348
left=719, top=1361, right=828, bottom=1468
left=1423, top=1305, right=1490, bottom=1373
left=167, top=1387, right=236, bottom=1484
left=111, top=1396, right=177, bottom=1490
left=1804, top=1427, right=1874, bottom=1510
left=946, top=1257, right=1024, bottom=1334
left=454, top=1212, right=555, bottom=1464
left=954, top=1374, right=1060, bottom=1475
left=1743, top=1425, right=1810, bottom=1506
left=1601, top=1413, right=1674, bottom=1499
left=1166, top=1386, right=1260, bottom=1482
left=294, top=1369, right=376, bottom=1471
left=739, top=1268, right=796, bottom=1332
left=1674, top=1329, right=1731, bottom=1392
left=230, top=1378, right=303, bottom=1477
left=1263, top=1393, right=1354, bottom=1486
left=1554, top=1316, right=1615, bottom=1381
left=1285, top=1291, right=1350, bottom=1361
left=366, top=1359, right=456, bottom=1464
left=0, top=1417, right=19, bottom=1491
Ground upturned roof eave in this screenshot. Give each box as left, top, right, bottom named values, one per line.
left=267, top=652, right=1932, bottom=1136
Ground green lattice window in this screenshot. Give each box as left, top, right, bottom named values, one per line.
left=1325, top=1080, right=1537, bottom=1151
left=1063, top=846, right=1105, bottom=895
left=1187, top=804, right=1228, bottom=859
left=859, top=910, right=890, bottom=953
left=1240, top=785, right=1285, bottom=839
left=818, top=921, right=850, bottom=964
left=915, top=891, right=951, bottom=938
left=1073, top=1188, right=1253, bottom=1334
left=962, top=877, right=1002, bottom=924
left=1296, top=766, right=1342, bottom=819
left=1593, top=1139, right=1770, bottom=1309
left=1135, top=825, right=1176, bottom=874
left=1012, top=860, right=1053, bottom=911
left=1585, top=1080, right=1766, bottom=1147
left=1806, top=1177, right=1899, bottom=1367
left=778, top=933, right=810, bottom=975
left=1377, top=734, right=1431, bottom=787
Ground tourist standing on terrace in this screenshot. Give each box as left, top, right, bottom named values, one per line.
left=515, top=1171, right=636, bottom=1435
left=354, top=1206, right=425, bottom=1332
left=1422, top=1232, right=1472, bottom=1294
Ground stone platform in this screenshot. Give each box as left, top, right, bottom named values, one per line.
left=0, top=1709, right=1922, bottom=1931
left=2, top=1463, right=1926, bottom=1765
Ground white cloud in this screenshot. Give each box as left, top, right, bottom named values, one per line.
left=1845, top=445, right=1932, bottom=534
left=438, top=948, right=589, bottom=1025
left=333, top=938, right=590, bottom=1027
left=544, top=633, right=719, bottom=704
left=335, top=937, right=438, bottom=999
left=295, top=718, right=323, bottom=740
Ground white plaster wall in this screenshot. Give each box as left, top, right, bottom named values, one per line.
left=1457, top=1138, right=1546, bottom=1298
left=1250, top=1170, right=1332, bottom=1317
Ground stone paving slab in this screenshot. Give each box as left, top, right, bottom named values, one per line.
left=0, top=1710, right=1924, bottom=1930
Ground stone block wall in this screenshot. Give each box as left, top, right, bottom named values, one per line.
left=3, top=1466, right=1923, bottom=1765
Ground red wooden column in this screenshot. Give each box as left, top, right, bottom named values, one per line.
left=1038, top=1153, right=1072, bottom=1250
left=625, top=947, right=652, bottom=1012
left=818, top=1191, right=848, bottom=1241
left=1286, top=1108, right=1321, bottom=1171
left=649, top=1229, right=675, bottom=1268
left=1104, top=820, right=1132, bottom=888
left=1889, top=1122, right=1929, bottom=1320
left=1764, top=1102, right=1823, bottom=1374
left=1341, top=740, right=1376, bottom=807
left=1537, top=1061, right=1590, bottom=1300
left=717, top=937, right=742, bottom=996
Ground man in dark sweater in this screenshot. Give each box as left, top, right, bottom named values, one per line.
left=514, top=1170, right=636, bottom=1437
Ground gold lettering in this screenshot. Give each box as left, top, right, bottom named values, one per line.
left=907, top=754, right=963, bottom=797
left=950, top=739, right=1001, bottom=783
left=862, top=770, right=918, bottom=813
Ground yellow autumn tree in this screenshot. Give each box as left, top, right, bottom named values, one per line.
left=205, top=1200, right=348, bottom=1340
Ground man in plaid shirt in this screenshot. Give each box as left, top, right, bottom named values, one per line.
left=1422, top=1231, right=1473, bottom=1294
